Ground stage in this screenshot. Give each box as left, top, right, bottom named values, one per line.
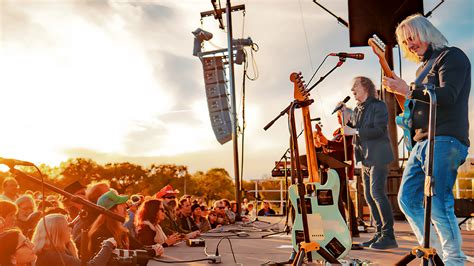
left=147, top=217, right=474, bottom=265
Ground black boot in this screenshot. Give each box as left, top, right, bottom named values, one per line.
left=369, top=233, right=398, bottom=249
left=361, top=232, right=381, bottom=247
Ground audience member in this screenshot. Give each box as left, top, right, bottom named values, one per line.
left=15, top=195, right=38, bottom=237
left=222, top=199, right=236, bottom=223
left=135, top=199, right=180, bottom=247
left=213, top=200, right=230, bottom=226
left=176, top=198, right=199, bottom=233
left=191, top=203, right=211, bottom=232
left=155, top=185, right=181, bottom=235
left=124, top=194, right=144, bottom=239
left=72, top=181, right=110, bottom=244
left=0, top=228, right=37, bottom=266
left=0, top=177, right=19, bottom=202
left=0, top=200, right=18, bottom=233
left=207, top=210, right=220, bottom=229
left=63, top=180, right=87, bottom=221
left=88, top=190, right=142, bottom=256
left=32, top=214, right=115, bottom=266
left=257, top=200, right=276, bottom=216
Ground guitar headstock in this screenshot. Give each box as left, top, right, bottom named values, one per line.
left=315, top=123, right=322, bottom=132
left=368, top=34, right=386, bottom=59
left=290, top=72, right=308, bottom=101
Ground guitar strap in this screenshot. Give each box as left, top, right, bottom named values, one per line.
left=414, top=53, right=437, bottom=85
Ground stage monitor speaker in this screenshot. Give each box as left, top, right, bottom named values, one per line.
left=201, top=56, right=232, bottom=145
left=348, top=0, right=423, bottom=47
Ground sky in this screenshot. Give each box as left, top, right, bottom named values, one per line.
left=1, top=0, right=473, bottom=180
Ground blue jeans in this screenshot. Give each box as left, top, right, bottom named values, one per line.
left=398, top=136, right=468, bottom=266
left=362, top=164, right=395, bottom=236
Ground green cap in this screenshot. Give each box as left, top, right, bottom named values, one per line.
left=97, top=190, right=129, bottom=210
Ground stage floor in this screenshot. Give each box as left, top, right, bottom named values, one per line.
left=148, top=217, right=474, bottom=265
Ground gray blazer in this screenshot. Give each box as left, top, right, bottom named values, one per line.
left=348, top=97, right=394, bottom=166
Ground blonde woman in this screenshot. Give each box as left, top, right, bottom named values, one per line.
left=32, top=214, right=115, bottom=266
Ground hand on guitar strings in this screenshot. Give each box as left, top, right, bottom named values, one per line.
left=382, top=74, right=410, bottom=96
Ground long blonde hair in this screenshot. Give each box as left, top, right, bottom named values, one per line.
left=31, top=214, right=78, bottom=257
left=396, top=14, right=448, bottom=63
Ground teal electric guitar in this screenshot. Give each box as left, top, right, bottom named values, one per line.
left=369, top=34, right=415, bottom=151
left=289, top=169, right=351, bottom=260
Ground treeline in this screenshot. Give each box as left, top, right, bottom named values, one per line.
left=0, top=158, right=286, bottom=203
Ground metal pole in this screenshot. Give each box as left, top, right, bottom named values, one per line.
left=225, top=0, right=241, bottom=214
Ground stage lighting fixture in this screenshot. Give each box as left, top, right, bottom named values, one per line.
left=192, top=28, right=213, bottom=56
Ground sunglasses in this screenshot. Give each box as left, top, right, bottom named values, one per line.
left=164, top=196, right=176, bottom=199
left=217, top=207, right=225, bottom=209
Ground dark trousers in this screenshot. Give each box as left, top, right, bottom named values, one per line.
left=361, top=164, right=394, bottom=236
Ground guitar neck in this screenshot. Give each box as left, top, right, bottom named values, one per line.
left=301, top=106, right=320, bottom=183
left=290, top=72, right=320, bottom=183
left=377, top=51, right=406, bottom=110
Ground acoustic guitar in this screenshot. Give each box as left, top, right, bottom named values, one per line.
left=368, top=35, right=415, bottom=151
left=289, top=73, right=351, bottom=260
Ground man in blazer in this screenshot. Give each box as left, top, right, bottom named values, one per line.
left=342, top=76, right=397, bottom=249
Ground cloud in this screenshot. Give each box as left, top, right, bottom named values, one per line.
left=1, top=0, right=473, bottom=180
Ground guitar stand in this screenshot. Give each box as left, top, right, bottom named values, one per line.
left=292, top=242, right=340, bottom=266
left=396, top=246, right=443, bottom=266
left=395, top=85, right=443, bottom=266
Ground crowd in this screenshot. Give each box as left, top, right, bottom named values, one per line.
left=0, top=177, right=277, bottom=265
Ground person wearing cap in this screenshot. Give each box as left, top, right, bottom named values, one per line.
left=191, top=203, right=211, bottom=232
left=87, top=190, right=148, bottom=258
left=72, top=182, right=111, bottom=245
left=63, top=181, right=87, bottom=221
left=155, top=185, right=180, bottom=235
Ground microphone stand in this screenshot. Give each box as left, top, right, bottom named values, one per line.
left=261, top=150, right=292, bottom=238
left=243, top=190, right=270, bottom=224
left=305, top=58, right=345, bottom=94
left=395, top=85, right=443, bottom=266
left=9, top=168, right=125, bottom=265
left=339, top=111, right=364, bottom=250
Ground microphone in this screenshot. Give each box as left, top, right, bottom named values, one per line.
left=0, top=157, right=34, bottom=167
left=329, top=52, right=364, bottom=60
left=331, top=96, right=351, bottom=114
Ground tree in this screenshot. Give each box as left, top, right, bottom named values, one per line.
left=142, top=164, right=189, bottom=196
left=194, top=168, right=235, bottom=202
left=59, top=158, right=103, bottom=186
left=101, top=162, right=147, bottom=194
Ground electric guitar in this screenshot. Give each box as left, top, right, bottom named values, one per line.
left=288, top=170, right=351, bottom=260
left=368, top=35, right=415, bottom=151
left=289, top=73, right=351, bottom=260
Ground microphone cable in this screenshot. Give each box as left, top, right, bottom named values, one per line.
left=215, top=236, right=237, bottom=264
